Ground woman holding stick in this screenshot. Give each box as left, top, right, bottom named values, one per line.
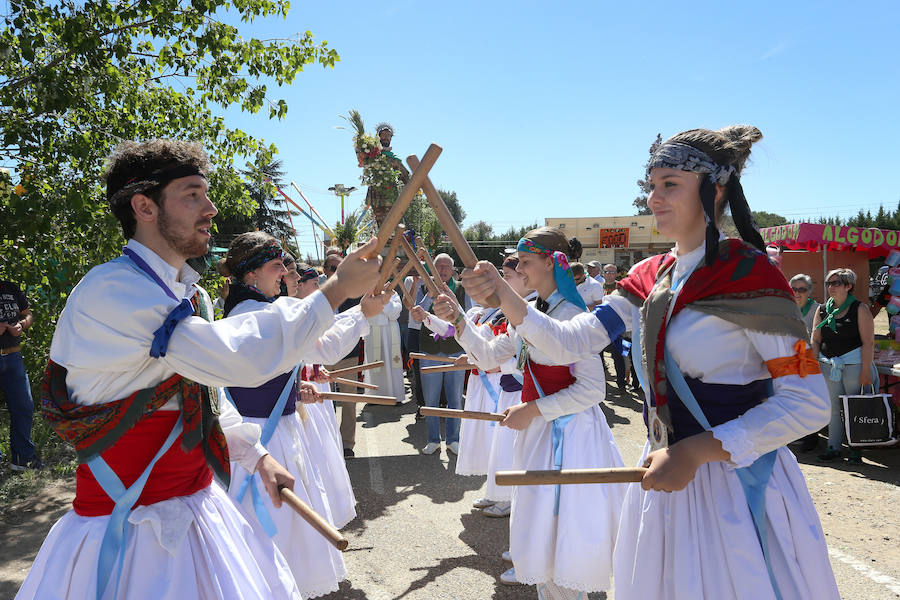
left=433, top=229, right=626, bottom=599
left=289, top=260, right=363, bottom=528
left=219, top=235, right=383, bottom=598
left=459, top=126, right=838, bottom=600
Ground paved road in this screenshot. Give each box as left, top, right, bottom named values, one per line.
left=1, top=377, right=898, bottom=599
left=324, top=380, right=900, bottom=600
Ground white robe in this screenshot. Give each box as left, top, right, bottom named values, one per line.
left=363, top=292, right=405, bottom=402
left=515, top=242, right=839, bottom=600
left=225, top=299, right=369, bottom=597
left=17, top=239, right=342, bottom=600
left=457, top=293, right=626, bottom=592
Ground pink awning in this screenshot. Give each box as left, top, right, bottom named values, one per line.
left=761, top=223, right=900, bottom=258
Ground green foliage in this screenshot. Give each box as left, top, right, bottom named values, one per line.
left=0, top=0, right=338, bottom=467
left=215, top=158, right=298, bottom=245
left=752, top=210, right=788, bottom=228
left=464, top=220, right=494, bottom=241
left=633, top=133, right=662, bottom=215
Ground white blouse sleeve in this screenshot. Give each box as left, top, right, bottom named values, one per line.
left=534, top=351, right=607, bottom=421
left=163, top=291, right=336, bottom=388
left=516, top=294, right=634, bottom=362
left=457, top=321, right=518, bottom=372
left=217, top=391, right=268, bottom=474
left=304, top=306, right=370, bottom=366
left=384, top=293, right=402, bottom=320
left=710, top=332, right=831, bottom=468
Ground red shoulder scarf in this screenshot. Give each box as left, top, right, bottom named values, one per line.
left=616, top=239, right=807, bottom=431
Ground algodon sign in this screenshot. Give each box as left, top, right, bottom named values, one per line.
left=761, top=223, right=900, bottom=257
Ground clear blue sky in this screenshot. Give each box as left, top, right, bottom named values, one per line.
left=223, top=1, right=900, bottom=258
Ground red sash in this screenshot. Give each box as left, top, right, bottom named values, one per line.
left=74, top=411, right=212, bottom=516
left=521, top=362, right=576, bottom=403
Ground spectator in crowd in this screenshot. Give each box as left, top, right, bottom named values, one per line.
left=812, top=268, right=875, bottom=464
left=791, top=273, right=822, bottom=452
left=405, top=271, right=428, bottom=410
left=572, top=262, right=605, bottom=309
left=601, top=263, right=618, bottom=294
left=322, top=250, right=366, bottom=458
left=598, top=263, right=629, bottom=390
left=410, top=253, right=468, bottom=455
left=586, top=260, right=603, bottom=282
left=0, top=277, right=42, bottom=471
left=567, top=237, right=583, bottom=262
left=791, top=273, right=819, bottom=338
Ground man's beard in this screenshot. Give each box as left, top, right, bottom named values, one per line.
left=158, top=203, right=209, bottom=259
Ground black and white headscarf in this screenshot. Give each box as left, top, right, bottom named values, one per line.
left=647, top=141, right=764, bottom=266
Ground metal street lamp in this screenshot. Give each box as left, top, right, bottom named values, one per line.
left=328, top=184, right=357, bottom=224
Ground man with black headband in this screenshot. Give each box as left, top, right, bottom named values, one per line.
left=18, top=139, right=382, bottom=599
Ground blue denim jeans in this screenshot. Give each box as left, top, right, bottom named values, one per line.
left=420, top=353, right=464, bottom=444
left=0, top=351, right=37, bottom=463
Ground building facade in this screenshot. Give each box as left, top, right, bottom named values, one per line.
left=544, top=215, right=674, bottom=269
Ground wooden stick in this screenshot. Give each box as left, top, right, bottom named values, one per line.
left=374, top=225, right=405, bottom=293
left=409, top=352, right=457, bottom=363
left=419, top=407, right=504, bottom=422
left=328, top=361, right=385, bottom=377
left=385, top=257, right=402, bottom=282
left=420, top=363, right=474, bottom=373
left=279, top=486, right=349, bottom=551
left=397, top=233, right=440, bottom=297
left=395, top=275, right=414, bottom=310
left=369, top=144, right=442, bottom=257
left=332, top=376, right=379, bottom=390
left=390, top=260, right=415, bottom=286
left=407, top=154, right=500, bottom=306
left=494, top=467, right=648, bottom=486
left=321, top=391, right=397, bottom=406
left=417, top=245, right=446, bottom=298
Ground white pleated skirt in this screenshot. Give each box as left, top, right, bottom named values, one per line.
left=613, top=444, right=840, bottom=600
left=455, top=371, right=502, bottom=475
left=483, top=387, right=521, bottom=502
left=15, top=484, right=300, bottom=600
left=303, top=400, right=357, bottom=528
left=229, top=411, right=347, bottom=599
left=509, top=403, right=626, bottom=592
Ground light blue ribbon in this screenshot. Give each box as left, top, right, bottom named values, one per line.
left=223, top=363, right=301, bottom=538
left=663, top=350, right=783, bottom=600
left=525, top=359, right=574, bottom=516
left=88, top=416, right=184, bottom=600
left=478, top=371, right=501, bottom=427
left=818, top=347, right=863, bottom=382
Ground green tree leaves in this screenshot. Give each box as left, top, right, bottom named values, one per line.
left=0, top=0, right=338, bottom=380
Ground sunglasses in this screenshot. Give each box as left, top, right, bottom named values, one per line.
left=791, top=287, right=809, bottom=293
left=824, top=280, right=845, bottom=288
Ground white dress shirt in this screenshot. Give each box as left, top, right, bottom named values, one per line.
left=516, top=242, right=830, bottom=467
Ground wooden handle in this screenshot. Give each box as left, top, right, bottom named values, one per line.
left=375, top=225, right=405, bottom=293
left=395, top=275, right=414, bottom=310
left=397, top=233, right=440, bottom=297
left=279, top=486, right=349, bottom=551
left=369, top=144, right=442, bottom=257
left=417, top=245, right=451, bottom=300
left=420, top=363, right=473, bottom=373
left=386, top=257, right=402, bottom=282
left=331, top=376, right=379, bottom=390
left=328, top=361, right=385, bottom=377
left=494, top=467, right=648, bottom=486
left=408, top=155, right=501, bottom=307
left=409, top=352, right=457, bottom=363
left=419, top=407, right=504, bottom=422
left=391, top=260, right=414, bottom=284
left=321, top=391, right=396, bottom=405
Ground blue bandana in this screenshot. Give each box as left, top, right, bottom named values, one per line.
left=516, top=238, right=587, bottom=312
